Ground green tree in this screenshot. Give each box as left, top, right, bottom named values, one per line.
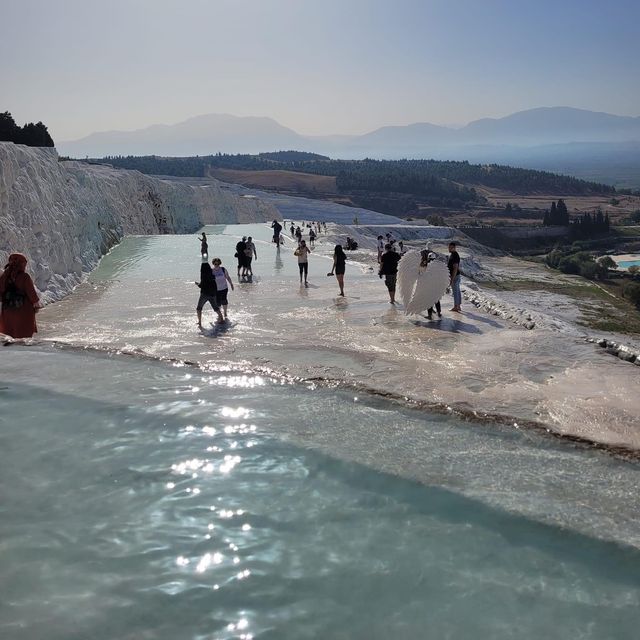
left=622, top=282, right=640, bottom=306
left=597, top=256, right=617, bottom=271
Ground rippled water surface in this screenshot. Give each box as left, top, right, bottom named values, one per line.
left=1, top=347, right=640, bottom=640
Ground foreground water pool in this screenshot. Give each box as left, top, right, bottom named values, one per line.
left=1, top=347, right=639, bottom=640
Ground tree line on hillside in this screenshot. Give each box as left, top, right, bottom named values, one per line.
left=543, top=200, right=570, bottom=225
left=543, top=199, right=610, bottom=238
left=334, top=161, right=480, bottom=205
left=90, top=152, right=616, bottom=199
left=0, top=111, right=54, bottom=147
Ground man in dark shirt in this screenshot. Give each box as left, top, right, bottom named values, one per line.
left=195, top=262, right=224, bottom=327
left=235, top=237, right=247, bottom=279
left=271, top=220, right=283, bottom=246
left=448, top=242, right=462, bottom=312
left=379, top=244, right=401, bottom=304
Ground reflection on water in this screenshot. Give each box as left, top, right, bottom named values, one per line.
left=1, top=347, right=640, bottom=638
left=89, top=235, right=157, bottom=282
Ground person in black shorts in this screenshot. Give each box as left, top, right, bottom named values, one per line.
left=379, top=243, right=401, bottom=304
left=244, top=236, right=257, bottom=278
left=294, top=239, right=312, bottom=286
left=195, top=262, right=224, bottom=327
left=329, top=244, right=347, bottom=296
left=211, top=258, right=235, bottom=320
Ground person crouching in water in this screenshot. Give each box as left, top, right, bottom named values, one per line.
left=328, top=244, right=347, bottom=296
left=195, top=261, right=224, bottom=328
left=211, top=258, right=234, bottom=321
left=0, top=253, right=41, bottom=339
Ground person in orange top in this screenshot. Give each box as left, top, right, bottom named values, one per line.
left=0, top=253, right=41, bottom=338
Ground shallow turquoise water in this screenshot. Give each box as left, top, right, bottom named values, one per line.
left=1, top=347, right=639, bottom=640
left=619, top=259, right=640, bottom=268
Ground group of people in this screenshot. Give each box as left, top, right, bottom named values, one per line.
left=377, top=233, right=403, bottom=262
left=195, top=256, right=235, bottom=328
left=234, top=236, right=257, bottom=280
left=378, top=240, right=462, bottom=314
left=0, top=225, right=462, bottom=341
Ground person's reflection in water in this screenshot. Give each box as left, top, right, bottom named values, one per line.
left=274, top=247, right=283, bottom=272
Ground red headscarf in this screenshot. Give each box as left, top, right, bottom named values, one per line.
left=1, top=253, right=28, bottom=285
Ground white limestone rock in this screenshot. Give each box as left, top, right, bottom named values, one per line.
left=0, top=142, right=278, bottom=302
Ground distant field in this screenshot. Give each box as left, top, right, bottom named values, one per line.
left=473, top=185, right=640, bottom=222
left=208, top=168, right=337, bottom=194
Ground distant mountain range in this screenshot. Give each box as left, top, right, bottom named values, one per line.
left=58, top=107, right=640, bottom=187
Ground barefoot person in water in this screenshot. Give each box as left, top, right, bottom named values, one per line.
left=211, top=258, right=234, bottom=320
left=329, top=244, right=347, bottom=296
left=379, top=243, right=401, bottom=304
left=195, top=262, right=224, bottom=328
left=448, top=242, right=462, bottom=312
left=198, top=232, right=208, bottom=257
left=294, top=239, right=312, bottom=286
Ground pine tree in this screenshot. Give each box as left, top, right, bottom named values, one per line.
left=557, top=199, right=569, bottom=224
left=0, top=111, right=20, bottom=142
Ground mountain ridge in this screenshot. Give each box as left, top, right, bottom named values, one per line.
left=57, top=108, right=640, bottom=187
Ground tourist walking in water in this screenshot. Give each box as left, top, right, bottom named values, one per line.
left=295, top=226, right=302, bottom=244
left=235, top=236, right=247, bottom=279
left=290, top=223, right=295, bottom=238
left=244, top=236, right=257, bottom=278
left=309, top=227, right=317, bottom=248
left=328, top=244, right=347, bottom=296
left=271, top=220, right=283, bottom=246
left=198, top=232, right=208, bottom=257
left=448, top=242, right=462, bottom=312
left=211, top=258, right=234, bottom=320
left=295, top=239, right=312, bottom=286
left=0, top=253, right=41, bottom=339
left=195, top=261, right=224, bottom=328
left=379, top=243, right=401, bottom=304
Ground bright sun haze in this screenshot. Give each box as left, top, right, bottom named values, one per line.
left=1, top=0, right=639, bottom=140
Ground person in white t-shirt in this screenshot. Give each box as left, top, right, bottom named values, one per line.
left=294, top=240, right=312, bottom=286
left=211, top=258, right=235, bottom=320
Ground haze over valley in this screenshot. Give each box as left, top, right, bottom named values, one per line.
left=59, top=107, right=640, bottom=188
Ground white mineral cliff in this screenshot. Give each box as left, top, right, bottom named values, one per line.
left=0, top=142, right=278, bottom=301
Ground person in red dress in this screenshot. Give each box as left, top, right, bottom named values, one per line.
left=0, top=253, right=41, bottom=339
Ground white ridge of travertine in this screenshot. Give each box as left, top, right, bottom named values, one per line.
left=0, top=142, right=278, bottom=302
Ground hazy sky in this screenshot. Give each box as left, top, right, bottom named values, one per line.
left=1, top=0, right=639, bottom=141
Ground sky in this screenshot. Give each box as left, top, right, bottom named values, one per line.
left=1, top=0, right=639, bottom=142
